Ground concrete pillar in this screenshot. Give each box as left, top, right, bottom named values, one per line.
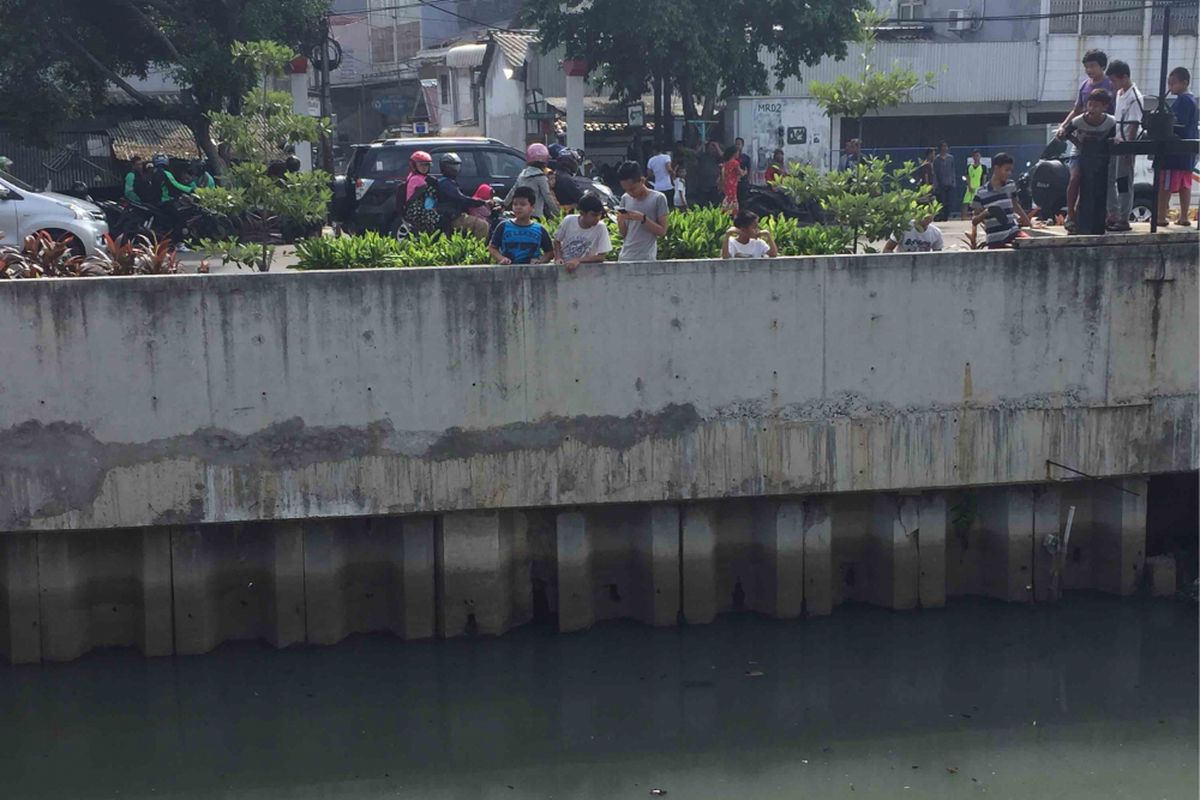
left=555, top=511, right=593, bottom=632
left=0, top=533, right=40, bottom=664
left=437, top=510, right=530, bottom=637
left=303, top=516, right=433, bottom=645
left=869, top=495, right=920, bottom=610
left=681, top=505, right=717, bottom=625
left=565, top=73, right=585, bottom=152
left=633, top=504, right=681, bottom=627
left=978, top=488, right=1035, bottom=602
left=36, top=529, right=173, bottom=661
left=1092, top=479, right=1147, bottom=595
left=802, top=499, right=833, bottom=617
left=290, top=67, right=313, bottom=172
left=757, top=501, right=805, bottom=618
left=172, top=523, right=306, bottom=656
left=917, top=493, right=947, bottom=609
left=401, top=516, right=436, bottom=639
left=1032, top=487, right=1062, bottom=602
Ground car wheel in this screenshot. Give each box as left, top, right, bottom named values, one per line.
left=1129, top=193, right=1154, bottom=223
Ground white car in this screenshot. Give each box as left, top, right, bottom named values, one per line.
left=0, top=171, right=109, bottom=255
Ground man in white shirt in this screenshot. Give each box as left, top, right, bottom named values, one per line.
left=646, top=147, right=674, bottom=204
left=1105, top=59, right=1143, bottom=231
left=883, top=215, right=944, bottom=253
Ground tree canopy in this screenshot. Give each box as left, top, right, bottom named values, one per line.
left=522, top=0, right=869, bottom=136
left=0, top=0, right=328, bottom=166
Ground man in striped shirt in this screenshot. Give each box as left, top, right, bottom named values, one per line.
left=970, top=152, right=1031, bottom=249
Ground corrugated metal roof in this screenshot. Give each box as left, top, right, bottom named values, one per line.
left=446, top=43, right=486, bottom=68
left=0, top=130, right=119, bottom=190
left=761, top=41, right=1040, bottom=103
left=493, top=31, right=534, bottom=70
left=108, top=119, right=201, bottom=161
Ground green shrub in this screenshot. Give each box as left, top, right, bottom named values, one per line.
left=292, top=207, right=849, bottom=271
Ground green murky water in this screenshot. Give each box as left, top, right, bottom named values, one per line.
left=2, top=595, right=1196, bottom=799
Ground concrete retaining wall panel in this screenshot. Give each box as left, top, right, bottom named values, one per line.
left=0, top=242, right=1193, bottom=535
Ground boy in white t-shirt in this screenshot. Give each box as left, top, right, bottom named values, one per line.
left=721, top=210, right=778, bottom=259
left=552, top=193, right=612, bottom=272
left=884, top=214, right=944, bottom=253
left=673, top=163, right=689, bottom=211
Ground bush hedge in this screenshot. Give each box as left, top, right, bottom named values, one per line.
left=293, top=209, right=852, bottom=271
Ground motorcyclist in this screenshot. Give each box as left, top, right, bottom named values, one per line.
left=504, top=143, right=559, bottom=219
left=123, top=156, right=155, bottom=204
left=147, top=153, right=194, bottom=247
left=191, top=160, right=216, bottom=190
left=435, top=152, right=490, bottom=239
left=400, top=150, right=439, bottom=234
left=552, top=151, right=585, bottom=210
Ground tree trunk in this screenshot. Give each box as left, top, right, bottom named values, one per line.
left=652, top=72, right=663, bottom=153
left=661, top=77, right=674, bottom=148
left=678, top=75, right=700, bottom=126
left=186, top=114, right=224, bottom=175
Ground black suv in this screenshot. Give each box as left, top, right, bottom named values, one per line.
left=339, top=137, right=526, bottom=234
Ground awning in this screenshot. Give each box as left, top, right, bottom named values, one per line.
left=446, top=43, right=486, bottom=68
left=108, top=119, right=201, bottom=161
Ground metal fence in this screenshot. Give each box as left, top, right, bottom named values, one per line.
left=1152, top=1, right=1200, bottom=33
left=0, top=131, right=119, bottom=191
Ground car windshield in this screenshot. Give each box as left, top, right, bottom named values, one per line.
left=0, top=170, right=38, bottom=193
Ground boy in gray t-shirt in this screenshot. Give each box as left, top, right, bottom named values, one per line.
left=1058, top=88, right=1116, bottom=231
left=615, top=161, right=669, bottom=262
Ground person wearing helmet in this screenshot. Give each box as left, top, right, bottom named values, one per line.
left=435, top=152, right=491, bottom=239
left=552, top=151, right=585, bottom=209
left=504, top=143, right=559, bottom=219
left=0, top=156, right=12, bottom=174
left=400, top=150, right=440, bottom=234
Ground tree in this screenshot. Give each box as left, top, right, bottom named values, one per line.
left=775, top=158, right=940, bottom=253
left=0, top=0, right=328, bottom=170
left=195, top=41, right=332, bottom=270
left=522, top=0, right=868, bottom=144
left=809, top=11, right=937, bottom=147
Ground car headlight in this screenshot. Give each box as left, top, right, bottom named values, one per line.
left=67, top=203, right=89, bottom=220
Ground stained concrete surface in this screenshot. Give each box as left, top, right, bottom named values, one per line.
left=1, top=239, right=1195, bottom=533
left=0, top=595, right=1194, bottom=799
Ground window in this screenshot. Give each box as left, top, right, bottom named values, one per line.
left=370, top=25, right=395, bottom=64
left=1082, top=0, right=1143, bottom=35
left=439, top=75, right=451, bottom=106
left=357, top=148, right=414, bottom=179
left=430, top=150, right=480, bottom=179
left=478, top=149, right=526, bottom=180
left=897, top=0, right=924, bottom=20
left=397, top=21, right=421, bottom=60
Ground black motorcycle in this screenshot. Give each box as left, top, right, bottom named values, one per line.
left=1018, top=139, right=1155, bottom=223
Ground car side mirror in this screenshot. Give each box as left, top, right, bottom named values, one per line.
left=0, top=188, right=12, bottom=201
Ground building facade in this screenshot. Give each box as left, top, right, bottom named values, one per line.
left=730, top=0, right=1199, bottom=173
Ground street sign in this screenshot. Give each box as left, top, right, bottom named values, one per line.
left=628, top=103, right=645, bottom=128
left=413, top=121, right=429, bottom=136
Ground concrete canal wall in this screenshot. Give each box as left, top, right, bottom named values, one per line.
left=0, top=235, right=1195, bottom=662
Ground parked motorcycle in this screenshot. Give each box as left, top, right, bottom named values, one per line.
left=1018, top=139, right=1156, bottom=223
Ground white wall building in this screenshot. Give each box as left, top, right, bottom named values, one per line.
left=731, top=0, right=1199, bottom=173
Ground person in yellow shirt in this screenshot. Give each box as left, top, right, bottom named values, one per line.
left=961, top=150, right=985, bottom=220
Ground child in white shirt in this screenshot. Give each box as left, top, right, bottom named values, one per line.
left=721, top=210, right=778, bottom=259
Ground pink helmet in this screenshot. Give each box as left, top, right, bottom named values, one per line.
left=410, top=150, right=432, bottom=164
left=525, top=143, right=550, bottom=163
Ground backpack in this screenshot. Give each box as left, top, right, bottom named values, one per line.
left=404, top=182, right=440, bottom=233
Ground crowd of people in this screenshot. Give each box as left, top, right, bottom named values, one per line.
left=881, top=49, right=1197, bottom=253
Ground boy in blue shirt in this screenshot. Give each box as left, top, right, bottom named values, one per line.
left=1159, top=67, right=1197, bottom=227
left=489, top=186, right=553, bottom=264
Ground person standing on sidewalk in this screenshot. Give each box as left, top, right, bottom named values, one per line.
left=1158, top=67, right=1197, bottom=227
left=615, top=161, right=669, bottom=262
left=962, top=150, right=985, bottom=220
left=1105, top=59, right=1143, bottom=231
left=646, top=145, right=674, bottom=206
left=1057, top=49, right=1115, bottom=233
left=932, top=141, right=956, bottom=221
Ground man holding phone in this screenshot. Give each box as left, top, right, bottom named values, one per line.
left=615, top=161, right=669, bottom=262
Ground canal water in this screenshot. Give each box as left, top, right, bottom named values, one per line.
left=2, top=595, right=1195, bottom=799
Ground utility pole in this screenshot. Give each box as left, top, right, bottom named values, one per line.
left=320, top=14, right=335, bottom=172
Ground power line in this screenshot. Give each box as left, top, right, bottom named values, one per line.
left=330, top=0, right=526, bottom=32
